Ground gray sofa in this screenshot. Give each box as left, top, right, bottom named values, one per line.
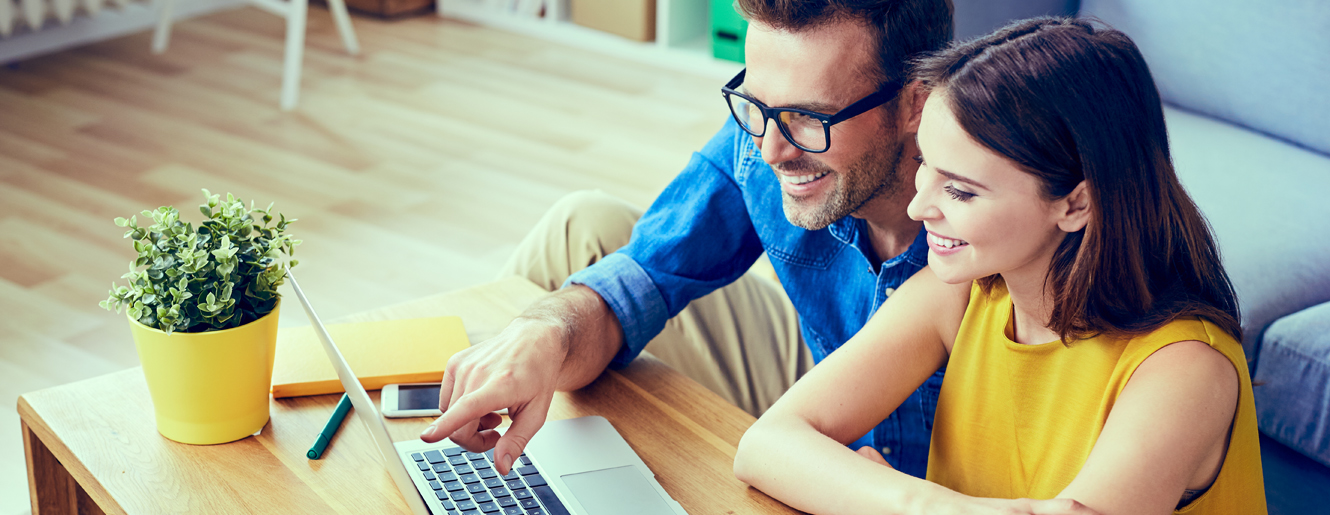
left=954, top=0, right=1330, bottom=479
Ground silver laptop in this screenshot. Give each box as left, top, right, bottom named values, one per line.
left=286, top=271, right=688, bottom=515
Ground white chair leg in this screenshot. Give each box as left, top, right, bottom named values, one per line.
left=20, top=0, right=43, bottom=32
left=326, top=0, right=358, bottom=55
left=151, top=0, right=176, bottom=54
left=0, top=0, right=16, bottom=38
left=82, top=0, right=103, bottom=18
left=280, top=0, right=308, bottom=110
left=51, top=0, right=73, bottom=24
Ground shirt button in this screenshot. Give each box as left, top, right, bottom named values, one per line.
left=881, top=447, right=892, bottom=455
left=884, top=288, right=896, bottom=297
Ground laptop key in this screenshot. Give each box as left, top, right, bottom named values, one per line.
left=502, top=508, right=522, bottom=515
left=438, top=472, right=459, bottom=482
left=485, top=449, right=496, bottom=462
left=457, top=500, right=478, bottom=511
left=465, top=452, right=486, bottom=460
left=425, top=450, right=446, bottom=464
left=461, top=511, right=481, bottom=515
left=519, top=456, right=532, bottom=467
left=507, top=479, right=526, bottom=490
left=435, top=491, right=451, bottom=502
left=490, top=487, right=510, bottom=498
left=513, top=488, right=533, bottom=499
left=461, top=473, right=481, bottom=484
left=473, top=459, right=492, bottom=470
left=424, top=470, right=437, bottom=481
left=449, top=456, right=469, bottom=466
left=467, top=483, right=486, bottom=494
left=524, top=510, right=543, bottom=515
left=502, top=469, right=521, bottom=480
left=412, top=452, right=426, bottom=462
left=418, top=462, right=432, bottom=472
left=523, top=473, right=547, bottom=487
left=441, top=499, right=456, bottom=510
left=433, top=463, right=451, bottom=474
left=516, top=466, right=539, bottom=476
left=519, top=499, right=540, bottom=510
left=531, top=486, right=570, bottom=515
left=474, top=492, right=493, bottom=503
left=451, top=490, right=470, bottom=501
left=478, top=501, right=500, bottom=512
left=497, top=496, right=518, bottom=508
left=479, top=468, right=498, bottom=480
left=484, top=478, right=505, bottom=489
left=429, top=480, right=442, bottom=491
left=445, top=481, right=465, bottom=492
left=444, top=447, right=465, bottom=457
left=455, top=464, right=475, bottom=475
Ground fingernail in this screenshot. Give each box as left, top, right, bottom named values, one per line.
left=420, top=424, right=436, bottom=438
left=502, top=453, right=513, bottom=472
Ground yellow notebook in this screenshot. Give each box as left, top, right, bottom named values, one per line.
left=270, top=316, right=470, bottom=398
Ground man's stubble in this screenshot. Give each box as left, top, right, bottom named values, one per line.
left=779, top=124, right=907, bottom=231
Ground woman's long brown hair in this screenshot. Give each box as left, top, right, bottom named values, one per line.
left=912, top=17, right=1242, bottom=343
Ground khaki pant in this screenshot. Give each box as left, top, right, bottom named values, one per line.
left=499, top=190, right=814, bottom=416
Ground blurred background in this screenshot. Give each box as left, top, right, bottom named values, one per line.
left=1, top=0, right=1326, bottom=514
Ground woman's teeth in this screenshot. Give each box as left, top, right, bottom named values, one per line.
left=929, top=233, right=969, bottom=249
left=784, top=171, right=829, bottom=185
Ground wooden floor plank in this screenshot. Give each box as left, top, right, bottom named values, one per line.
left=0, top=7, right=726, bottom=513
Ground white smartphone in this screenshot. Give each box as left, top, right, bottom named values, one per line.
left=381, top=383, right=443, bottom=418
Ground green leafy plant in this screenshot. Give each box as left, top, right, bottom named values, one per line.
left=100, top=189, right=301, bottom=334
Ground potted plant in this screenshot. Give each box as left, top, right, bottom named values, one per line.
left=101, top=189, right=300, bottom=445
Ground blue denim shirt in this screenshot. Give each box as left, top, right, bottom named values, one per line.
left=567, top=117, right=944, bottom=478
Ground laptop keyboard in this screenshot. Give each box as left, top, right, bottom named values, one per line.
left=411, top=446, right=570, bottom=515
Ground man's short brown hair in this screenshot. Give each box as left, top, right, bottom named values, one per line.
left=734, top=0, right=954, bottom=87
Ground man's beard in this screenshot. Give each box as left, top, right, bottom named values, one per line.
left=779, top=136, right=906, bottom=230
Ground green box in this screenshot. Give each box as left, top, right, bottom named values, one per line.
left=711, top=1, right=748, bottom=63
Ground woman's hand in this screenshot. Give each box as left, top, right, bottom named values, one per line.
left=854, top=447, right=1096, bottom=514
left=854, top=446, right=895, bottom=469
left=936, top=496, right=1102, bottom=515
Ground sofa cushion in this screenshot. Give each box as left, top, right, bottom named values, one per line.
left=1164, top=106, right=1330, bottom=359
left=1080, top=0, right=1330, bottom=156
left=1253, top=302, right=1330, bottom=467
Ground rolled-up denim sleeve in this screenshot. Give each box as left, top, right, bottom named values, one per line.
left=566, top=119, right=764, bottom=368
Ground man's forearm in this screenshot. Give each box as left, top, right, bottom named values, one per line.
left=514, top=284, right=624, bottom=391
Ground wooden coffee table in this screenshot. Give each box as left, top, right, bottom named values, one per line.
left=19, top=276, right=798, bottom=514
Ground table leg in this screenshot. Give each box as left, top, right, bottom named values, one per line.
left=23, top=419, right=103, bottom=515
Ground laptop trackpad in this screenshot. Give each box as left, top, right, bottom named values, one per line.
left=560, top=465, right=675, bottom=515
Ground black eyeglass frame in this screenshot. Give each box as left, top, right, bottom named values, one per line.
left=721, top=68, right=903, bottom=153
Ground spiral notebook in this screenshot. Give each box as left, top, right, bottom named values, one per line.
left=270, top=316, right=470, bottom=398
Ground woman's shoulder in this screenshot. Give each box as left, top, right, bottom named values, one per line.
left=893, top=266, right=975, bottom=353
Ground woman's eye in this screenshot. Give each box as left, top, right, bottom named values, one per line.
left=944, top=184, right=976, bottom=202
left=912, top=155, right=925, bottom=165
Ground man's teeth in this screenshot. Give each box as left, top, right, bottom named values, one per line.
left=929, top=233, right=969, bottom=249
left=784, top=171, right=829, bottom=185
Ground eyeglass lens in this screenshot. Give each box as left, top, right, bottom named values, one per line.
left=727, top=94, right=828, bottom=152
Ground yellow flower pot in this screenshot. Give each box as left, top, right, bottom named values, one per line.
left=128, top=301, right=280, bottom=445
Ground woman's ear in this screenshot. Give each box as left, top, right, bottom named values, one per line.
left=1057, top=181, right=1091, bottom=233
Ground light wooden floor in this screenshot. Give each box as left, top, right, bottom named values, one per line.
left=0, top=8, right=728, bottom=513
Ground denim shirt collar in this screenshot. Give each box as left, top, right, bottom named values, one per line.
left=828, top=216, right=929, bottom=272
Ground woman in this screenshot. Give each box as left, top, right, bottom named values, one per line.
left=733, top=17, right=1265, bottom=515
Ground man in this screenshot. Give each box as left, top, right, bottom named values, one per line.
left=420, top=0, right=954, bottom=480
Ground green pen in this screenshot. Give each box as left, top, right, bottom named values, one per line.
left=307, top=393, right=353, bottom=460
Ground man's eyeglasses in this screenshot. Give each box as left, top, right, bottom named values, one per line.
left=721, top=68, right=903, bottom=153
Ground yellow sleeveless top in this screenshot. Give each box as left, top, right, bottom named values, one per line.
left=926, top=281, right=1266, bottom=514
